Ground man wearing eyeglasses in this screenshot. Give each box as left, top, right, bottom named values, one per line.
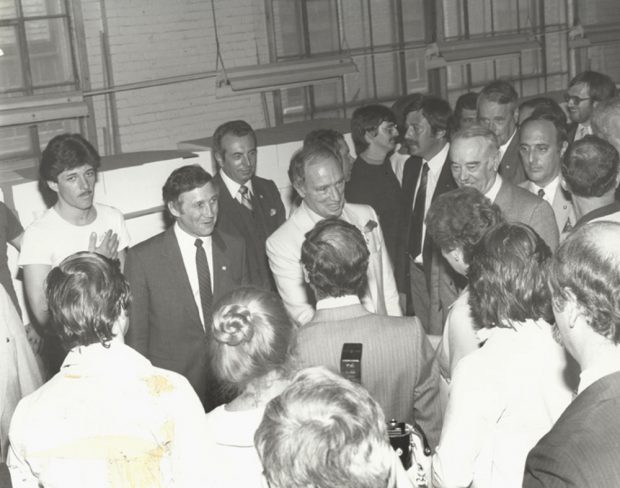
left=565, top=71, right=617, bottom=144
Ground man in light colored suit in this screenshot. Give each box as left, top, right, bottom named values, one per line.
left=296, top=218, right=441, bottom=448
left=450, top=125, right=559, bottom=251
left=125, top=165, right=249, bottom=410
left=266, top=144, right=401, bottom=326
left=524, top=222, right=620, bottom=488
left=518, top=113, right=576, bottom=237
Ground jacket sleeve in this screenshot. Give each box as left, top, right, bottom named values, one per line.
left=529, top=199, right=560, bottom=252
left=373, top=210, right=402, bottom=317
left=124, top=248, right=150, bottom=356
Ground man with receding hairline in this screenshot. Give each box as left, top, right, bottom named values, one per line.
left=524, top=222, right=620, bottom=487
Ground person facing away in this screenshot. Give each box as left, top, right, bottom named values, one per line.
left=8, top=252, right=209, bottom=487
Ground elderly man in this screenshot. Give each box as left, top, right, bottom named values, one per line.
left=592, top=97, right=620, bottom=203
left=7, top=252, right=208, bottom=487
left=401, top=95, right=458, bottom=333
left=561, top=135, right=620, bottom=227
left=565, top=70, right=617, bottom=143
left=450, top=125, right=559, bottom=250
left=267, top=144, right=401, bottom=326
left=524, top=222, right=620, bottom=487
left=125, top=165, right=249, bottom=410
left=346, top=105, right=404, bottom=269
left=477, top=80, right=526, bottom=184
left=211, top=120, right=286, bottom=290
left=255, top=366, right=413, bottom=488
left=297, top=218, right=441, bottom=447
left=518, top=113, right=576, bottom=236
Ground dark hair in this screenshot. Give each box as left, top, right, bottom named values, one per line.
left=453, top=92, right=479, bottom=131
left=212, top=120, right=257, bottom=159
left=404, top=95, right=453, bottom=139
left=568, top=71, right=618, bottom=103
left=391, top=93, right=425, bottom=141
left=426, top=187, right=504, bottom=263
left=520, top=111, right=568, bottom=146
left=479, top=80, right=519, bottom=107
left=45, top=252, right=131, bottom=350
left=210, top=287, right=295, bottom=394
left=562, top=135, right=619, bottom=197
left=40, top=133, right=101, bottom=183
left=468, top=222, right=552, bottom=328
left=350, top=105, right=397, bottom=155
left=301, top=218, right=369, bottom=299
left=303, top=129, right=345, bottom=164
left=519, top=97, right=567, bottom=129
left=288, top=143, right=340, bottom=188
left=162, top=165, right=213, bottom=205
left=549, top=222, right=620, bottom=344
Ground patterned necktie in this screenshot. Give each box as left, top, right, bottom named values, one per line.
left=238, top=185, right=253, bottom=211
left=409, top=162, right=429, bottom=259
left=537, top=188, right=545, bottom=199
left=194, top=238, right=213, bottom=328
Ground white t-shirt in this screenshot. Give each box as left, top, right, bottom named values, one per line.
left=18, top=203, right=130, bottom=267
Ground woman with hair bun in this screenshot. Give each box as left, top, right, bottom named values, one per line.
left=204, top=286, right=296, bottom=488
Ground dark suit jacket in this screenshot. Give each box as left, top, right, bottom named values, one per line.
left=213, top=172, right=285, bottom=291
left=499, top=133, right=526, bottom=184
left=524, top=371, right=620, bottom=488
left=297, top=303, right=443, bottom=448
left=567, top=122, right=578, bottom=145
left=125, top=226, right=249, bottom=410
left=401, top=152, right=458, bottom=331
left=494, top=178, right=559, bottom=251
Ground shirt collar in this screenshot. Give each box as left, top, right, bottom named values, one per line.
left=531, top=174, right=561, bottom=202
left=499, top=130, right=517, bottom=158
left=425, top=142, right=450, bottom=175
left=219, top=169, right=253, bottom=197
left=174, top=221, right=212, bottom=247
left=300, top=200, right=342, bottom=224
left=578, top=351, right=620, bottom=394
left=484, top=174, right=503, bottom=202
left=316, top=295, right=361, bottom=310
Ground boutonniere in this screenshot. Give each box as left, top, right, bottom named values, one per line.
left=270, top=208, right=277, bottom=217
left=363, top=219, right=378, bottom=233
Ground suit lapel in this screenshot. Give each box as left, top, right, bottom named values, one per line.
left=211, top=230, right=230, bottom=301
left=431, top=155, right=457, bottom=201
left=402, top=156, right=423, bottom=210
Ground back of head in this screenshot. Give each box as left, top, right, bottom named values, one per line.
left=468, top=222, right=552, bottom=328
left=212, top=120, right=256, bottom=159
left=549, top=221, right=620, bottom=344
left=210, top=287, right=295, bottom=393
left=255, top=366, right=395, bottom=488
left=479, top=80, right=519, bottom=108
left=426, top=187, right=504, bottom=262
left=304, top=129, right=345, bottom=161
left=45, top=251, right=131, bottom=350
left=162, top=164, right=213, bottom=205
left=301, top=218, right=370, bottom=299
left=350, top=104, right=397, bottom=155
left=453, top=91, right=479, bottom=130
left=288, top=143, right=339, bottom=188
left=40, top=133, right=101, bottom=183
left=569, top=71, right=617, bottom=103
left=592, top=97, right=620, bottom=149
left=562, top=135, right=619, bottom=198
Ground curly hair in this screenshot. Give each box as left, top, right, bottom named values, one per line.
left=549, top=222, right=620, bottom=344
left=350, top=104, right=397, bottom=155
left=301, top=218, right=370, bottom=300
left=209, top=287, right=295, bottom=394
left=45, top=252, right=131, bottom=350
left=40, top=133, right=100, bottom=183
left=468, top=222, right=552, bottom=328
left=426, top=187, right=504, bottom=263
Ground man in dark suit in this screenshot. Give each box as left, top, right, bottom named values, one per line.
left=565, top=70, right=617, bottom=144
left=211, top=120, right=285, bottom=290
left=478, top=80, right=526, bottom=184
left=450, top=125, right=559, bottom=251
left=401, top=95, right=457, bottom=334
left=523, top=222, right=620, bottom=488
left=125, top=165, right=249, bottom=410
left=296, top=218, right=442, bottom=448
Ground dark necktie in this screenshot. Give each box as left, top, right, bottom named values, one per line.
left=409, top=162, right=429, bottom=259
left=194, top=238, right=213, bottom=328
left=537, top=188, right=545, bottom=199
left=238, top=185, right=253, bottom=212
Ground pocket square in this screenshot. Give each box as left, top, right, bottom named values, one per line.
left=270, top=208, right=277, bottom=216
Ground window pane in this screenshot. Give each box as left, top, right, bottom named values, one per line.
left=38, top=118, right=79, bottom=149
left=402, top=0, right=426, bottom=42
left=374, top=52, right=400, bottom=98
left=0, top=1, right=18, bottom=17
left=22, top=0, right=66, bottom=17
left=0, top=126, right=32, bottom=160
left=340, top=0, right=369, bottom=49
left=313, top=79, right=341, bottom=110
left=271, top=0, right=304, bottom=57
left=405, top=49, right=427, bottom=92
left=306, top=0, right=339, bottom=54
left=0, top=26, right=25, bottom=94
left=369, top=0, right=398, bottom=46
left=26, top=17, right=75, bottom=88
left=344, top=55, right=373, bottom=102
left=576, top=0, right=620, bottom=24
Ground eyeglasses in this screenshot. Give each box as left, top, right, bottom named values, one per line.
left=563, top=94, right=591, bottom=105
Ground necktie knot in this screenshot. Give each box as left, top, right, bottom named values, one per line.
left=237, top=185, right=253, bottom=211
left=537, top=188, right=545, bottom=198
left=194, top=238, right=203, bottom=249
left=239, top=185, right=249, bottom=197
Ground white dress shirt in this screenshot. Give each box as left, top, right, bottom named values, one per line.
left=316, top=294, right=361, bottom=310
left=219, top=169, right=254, bottom=200
left=498, top=130, right=517, bottom=161
left=483, top=174, right=503, bottom=203
left=574, top=123, right=592, bottom=142
left=174, top=223, right=213, bottom=327
left=411, top=142, right=450, bottom=262
left=579, top=351, right=620, bottom=394
left=432, top=320, right=573, bottom=488
left=525, top=175, right=561, bottom=205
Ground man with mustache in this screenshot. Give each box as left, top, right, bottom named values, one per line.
left=266, top=144, right=401, bottom=326
left=19, top=133, right=129, bottom=373
left=401, top=95, right=458, bottom=334
left=125, top=165, right=249, bottom=410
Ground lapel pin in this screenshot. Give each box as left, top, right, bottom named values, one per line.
left=270, top=208, right=277, bottom=216
left=221, top=265, right=227, bottom=270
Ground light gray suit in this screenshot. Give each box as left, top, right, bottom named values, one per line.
left=296, top=302, right=442, bottom=448
left=519, top=180, right=575, bottom=238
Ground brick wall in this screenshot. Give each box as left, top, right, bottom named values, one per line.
left=82, top=0, right=270, bottom=155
